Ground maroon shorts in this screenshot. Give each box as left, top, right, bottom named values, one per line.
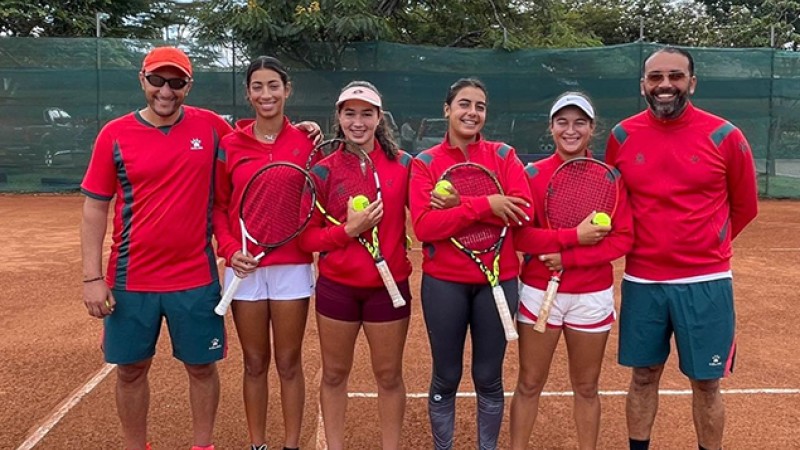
left=315, top=274, right=412, bottom=322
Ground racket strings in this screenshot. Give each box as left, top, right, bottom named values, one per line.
left=443, top=164, right=504, bottom=250
left=241, top=166, right=313, bottom=246
left=318, top=155, right=378, bottom=222
left=547, top=162, right=617, bottom=228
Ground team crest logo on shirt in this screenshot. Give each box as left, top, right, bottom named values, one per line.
left=190, top=138, right=204, bottom=151
left=708, top=354, right=722, bottom=367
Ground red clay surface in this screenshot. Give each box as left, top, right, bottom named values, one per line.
left=1, top=194, right=798, bottom=449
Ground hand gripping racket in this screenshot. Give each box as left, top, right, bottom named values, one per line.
left=214, top=162, right=316, bottom=315
left=533, top=157, right=619, bottom=332
left=441, top=162, right=518, bottom=341
left=310, top=138, right=406, bottom=308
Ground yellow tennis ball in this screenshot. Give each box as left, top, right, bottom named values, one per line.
left=434, top=180, right=452, bottom=195
left=351, top=195, right=370, bottom=211
left=592, top=212, right=611, bottom=226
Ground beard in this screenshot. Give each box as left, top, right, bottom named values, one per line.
left=645, top=88, right=690, bottom=120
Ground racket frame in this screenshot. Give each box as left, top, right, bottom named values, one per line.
left=533, top=157, right=619, bottom=332
left=312, top=139, right=406, bottom=309
left=215, top=162, right=317, bottom=316
left=442, top=162, right=518, bottom=341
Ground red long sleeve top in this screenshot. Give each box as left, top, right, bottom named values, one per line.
left=213, top=117, right=315, bottom=266
left=298, top=143, right=413, bottom=288
left=409, top=135, right=534, bottom=284
left=514, top=153, right=634, bottom=293
left=605, top=103, right=758, bottom=280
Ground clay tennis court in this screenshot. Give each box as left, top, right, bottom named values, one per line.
left=1, top=194, right=798, bottom=449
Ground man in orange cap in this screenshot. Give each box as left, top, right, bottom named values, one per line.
left=80, top=46, right=231, bottom=450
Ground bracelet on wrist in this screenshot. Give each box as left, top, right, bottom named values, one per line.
left=83, top=276, right=105, bottom=283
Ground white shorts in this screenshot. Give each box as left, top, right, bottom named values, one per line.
left=223, top=264, right=315, bottom=301
left=517, top=283, right=616, bottom=333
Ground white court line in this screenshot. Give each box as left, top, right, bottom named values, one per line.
left=16, top=363, right=116, bottom=450
left=348, top=388, right=800, bottom=399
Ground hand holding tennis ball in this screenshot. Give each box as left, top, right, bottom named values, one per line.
left=351, top=195, right=370, bottom=211
left=592, top=212, right=611, bottom=227
left=434, top=180, right=453, bottom=196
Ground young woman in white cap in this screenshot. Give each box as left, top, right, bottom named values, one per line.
left=298, top=80, right=413, bottom=450
left=509, top=91, right=634, bottom=449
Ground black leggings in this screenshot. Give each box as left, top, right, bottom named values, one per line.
left=421, top=274, right=519, bottom=450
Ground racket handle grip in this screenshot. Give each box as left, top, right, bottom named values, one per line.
left=492, top=285, right=518, bottom=341
left=215, top=275, right=244, bottom=316
left=534, top=275, right=560, bottom=333
left=375, top=260, right=406, bottom=308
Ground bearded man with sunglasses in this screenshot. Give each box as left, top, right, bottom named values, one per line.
left=605, top=47, right=758, bottom=450
left=80, top=46, right=233, bottom=450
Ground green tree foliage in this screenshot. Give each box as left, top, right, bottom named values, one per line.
left=387, top=0, right=600, bottom=49
left=699, top=0, right=800, bottom=48
left=0, top=0, right=179, bottom=38
left=194, top=0, right=393, bottom=69
left=193, top=0, right=602, bottom=69
left=571, top=0, right=799, bottom=48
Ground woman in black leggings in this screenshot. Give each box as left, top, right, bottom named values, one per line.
left=408, top=78, right=533, bottom=449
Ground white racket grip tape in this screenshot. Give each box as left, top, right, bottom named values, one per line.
left=492, top=285, right=518, bottom=341
left=215, top=275, right=244, bottom=316
left=375, top=259, right=406, bottom=308
left=534, top=276, right=560, bottom=333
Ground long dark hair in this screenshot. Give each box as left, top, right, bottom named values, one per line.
left=333, top=80, right=399, bottom=160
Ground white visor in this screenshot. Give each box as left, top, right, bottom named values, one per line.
left=549, top=94, right=595, bottom=120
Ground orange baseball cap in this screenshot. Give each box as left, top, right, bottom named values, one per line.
left=142, top=46, right=192, bottom=78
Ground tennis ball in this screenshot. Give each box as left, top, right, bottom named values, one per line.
left=592, top=212, right=612, bottom=226
left=434, top=180, right=452, bottom=195
left=351, top=195, right=370, bottom=211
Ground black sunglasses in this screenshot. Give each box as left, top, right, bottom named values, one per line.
left=644, top=71, right=689, bottom=84
left=145, top=74, right=190, bottom=90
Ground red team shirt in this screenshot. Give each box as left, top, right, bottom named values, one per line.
left=213, top=117, right=315, bottom=267
left=298, top=142, right=413, bottom=288
left=605, top=102, right=758, bottom=280
left=514, top=153, right=634, bottom=293
left=81, top=106, right=233, bottom=292
left=409, top=136, right=534, bottom=284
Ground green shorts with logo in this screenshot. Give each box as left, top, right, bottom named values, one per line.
left=103, top=282, right=226, bottom=365
left=618, top=278, right=736, bottom=380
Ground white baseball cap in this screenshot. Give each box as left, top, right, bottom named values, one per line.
left=336, top=85, right=382, bottom=109
left=549, top=94, right=595, bottom=120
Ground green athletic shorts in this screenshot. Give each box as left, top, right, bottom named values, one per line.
left=618, top=278, right=736, bottom=380
left=103, top=283, right=226, bottom=365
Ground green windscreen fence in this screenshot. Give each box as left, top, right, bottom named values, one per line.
left=1, top=38, right=798, bottom=197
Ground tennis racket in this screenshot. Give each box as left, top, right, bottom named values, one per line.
left=214, top=162, right=316, bottom=316
left=309, top=138, right=406, bottom=308
left=533, top=157, right=619, bottom=332
left=441, top=162, right=518, bottom=341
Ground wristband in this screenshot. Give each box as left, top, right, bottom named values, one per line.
left=83, top=276, right=105, bottom=283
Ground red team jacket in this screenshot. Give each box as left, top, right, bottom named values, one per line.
left=605, top=102, right=758, bottom=280
left=514, top=153, right=634, bottom=293
left=213, top=117, right=315, bottom=267
left=409, top=136, right=534, bottom=284
left=298, top=142, right=414, bottom=288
